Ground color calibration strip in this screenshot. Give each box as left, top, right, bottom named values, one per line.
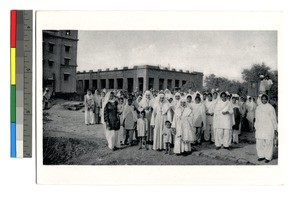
left=10, top=10, right=33, bottom=158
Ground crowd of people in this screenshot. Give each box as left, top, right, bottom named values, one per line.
left=82, top=76, right=278, bottom=163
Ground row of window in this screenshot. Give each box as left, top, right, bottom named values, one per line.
left=78, top=78, right=187, bottom=92
left=48, top=43, right=71, bottom=53
left=47, top=58, right=70, bottom=67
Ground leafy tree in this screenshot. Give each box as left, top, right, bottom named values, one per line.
left=242, top=62, right=271, bottom=82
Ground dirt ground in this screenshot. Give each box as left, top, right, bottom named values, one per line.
left=43, top=100, right=278, bottom=166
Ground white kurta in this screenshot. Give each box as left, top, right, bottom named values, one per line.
left=255, top=103, right=277, bottom=140
left=191, top=103, right=206, bottom=130
left=151, top=102, right=172, bottom=150
left=213, top=99, right=234, bottom=147
left=172, top=107, right=195, bottom=154
left=255, top=103, right=277, bottom=160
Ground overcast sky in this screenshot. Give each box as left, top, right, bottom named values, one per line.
left=77, top=31, right=277, bottom=81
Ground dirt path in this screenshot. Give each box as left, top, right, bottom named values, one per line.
left=43, top=102, right=278, bottom=166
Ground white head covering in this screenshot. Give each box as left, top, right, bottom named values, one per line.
left=102, top=91, right=115, bottom=109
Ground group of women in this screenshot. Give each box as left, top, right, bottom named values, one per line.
left=84, top=88, right=278, bottom=162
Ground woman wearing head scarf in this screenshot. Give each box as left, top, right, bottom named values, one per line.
left=94, top=89, right=102, bottom=124
left=103, top=91, right=120, bottom=150
left=139, top=90, right=154, bottom=145
left=213, top=92, right=235, bottom=150
left=84, top=89, right=95, bottom=125
left=172, top=98, right=195, bottom=155
left=150, top=93, right=172, bottom=151
left=246, top=96, right=257, bottom=132
left=255, top=94, right=278, bottom=163
left=192, top=95, right=206, bottom=144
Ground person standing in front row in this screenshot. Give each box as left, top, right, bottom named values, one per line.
left=84, top=89, right=95, bottom=125
left=103, top=91, right=120, bottom=150
left=137, top=110, right=148, bottom=150
left=162, top=120, right=173, bottom=155
left=151, top=93, right=172, bottom=151
left=213, top=92, right=234, bottom=150
left=255, top=94, right=278, bottom=163
left=123, top=98, right=138, bottom=146
left=172, top=99, right=195, bottom=156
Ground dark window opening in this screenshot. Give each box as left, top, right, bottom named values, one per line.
left=49, top=43, right=54, bottom=53
left=48, top=60, right=54, bottom=67
left=182, top=80, right=187, bottom=86
left=65, top=46, right=70, bottom=53
left=127, top=78, right=134, bottom=93
left=175, top=80, right=179, bottom=88
left=84, top=80, right=89, bottom=92
left=167, top=79, right=172, bottom=89
left=92, top=79, right=97, bottom=90
left=159, top=79, right=164, bottom=90
left=117, top=78, right=123, bottom=89
left=64, top=74, right=70, bottom=81
left=64, top=58, right=70, bottom=66
left=138, top=77, right=144, bottom=92
left=109, top=79, right=114, bottom=89
left=100, top=79, right=106, bottom=89
left=148, top=78, right=154, bottom=90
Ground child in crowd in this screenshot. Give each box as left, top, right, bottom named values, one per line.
left=137, top=111, right=149, bottom=150
left=123, top=98, right=137, bottom=146
left=162, top=120, right=173, bottom=155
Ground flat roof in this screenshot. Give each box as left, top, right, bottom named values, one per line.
left=77, top=65, right=203, bottom=75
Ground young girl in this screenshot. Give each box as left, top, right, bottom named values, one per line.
left=137, top=111, right=149, bottom=150
left=162, top=120, right=173, bottom=155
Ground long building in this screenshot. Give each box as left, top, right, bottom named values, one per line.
left=43, top=30, right=79, bottom=94
left=76, top=65, right=203, bottom=93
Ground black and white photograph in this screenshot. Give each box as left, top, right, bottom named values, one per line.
left=35, top=11, right=283, bottom=185
left=42, top=29, right=278, bottom=166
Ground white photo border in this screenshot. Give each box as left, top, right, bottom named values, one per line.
left=36, top=11, right=283, bottom=185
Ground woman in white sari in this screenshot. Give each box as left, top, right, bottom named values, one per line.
left=172, top=99, right=195, bottom=155
left=139, top=91, right=154, bottom=144
left=255, top=94, right=278, bottom=163
left=151, top=93, right=172, bottom=151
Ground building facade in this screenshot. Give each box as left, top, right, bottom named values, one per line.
left=43, top=30, right=78, bottom=94
left=76, top=65, right=203, bottom=93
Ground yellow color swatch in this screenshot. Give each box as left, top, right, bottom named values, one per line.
left=11, top=48, right=16, bottom=85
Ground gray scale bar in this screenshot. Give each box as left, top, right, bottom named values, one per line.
left=23, top=10, right=33, bottom=158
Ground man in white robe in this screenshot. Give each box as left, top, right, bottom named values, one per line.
left=151, top=93, right=172, bottom=150
left=172, top=99, right=195, bottom=155
left=255, top=94, right=278, bottom=163
left=213, top=92, right=234, bottom=150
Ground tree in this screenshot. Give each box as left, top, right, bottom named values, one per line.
left=204, top=74, right=248, bottom=96
left=242, top=63, right=278, bottom=98
left=242, top=62, right=271, bottom=82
